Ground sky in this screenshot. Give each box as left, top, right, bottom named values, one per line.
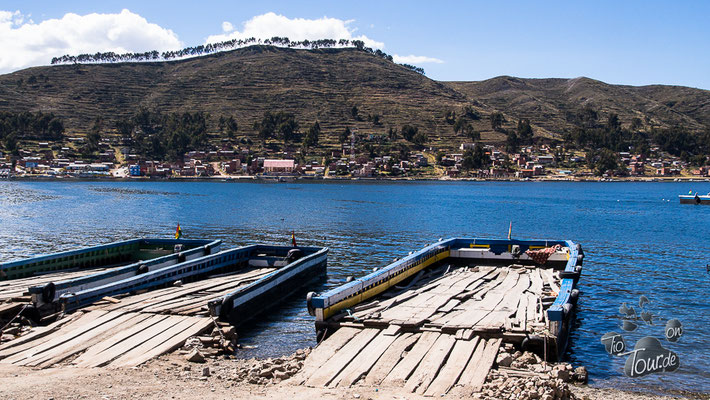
left=1, top=1, right=708, bottom=89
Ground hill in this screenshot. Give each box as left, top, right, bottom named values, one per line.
left=446, top=76, right=710, bottom=135
left=0, top=46, right=708, bottom=155
left=0, top=46, right=497, bottom=150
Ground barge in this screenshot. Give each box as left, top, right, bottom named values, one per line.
left=299, top=238, right=583, bottom=394
left=0, top=243, right=328, bottom=368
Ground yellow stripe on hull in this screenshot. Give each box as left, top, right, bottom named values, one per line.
left=321, top=250, right=450, bottom=320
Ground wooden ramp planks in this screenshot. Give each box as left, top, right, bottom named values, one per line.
left=424, top=336, right=480, bottom=396
left=404, top=333, right=457, bottom=394
left=305, top=328, right=380, bottom=387
left=73, top=314, right=171, bottom=367
left=109, top=316, right=213, bottom=368
left=301, top=329, right=494, bottom=396
left=348, top=265, right=555, bottom=335
left=328, top=330, right=399, bottom=388
left=454, top=338, right=502, bottom=394
left=297, top=327, right=361, bottom=384
left=363, top=332, right=419, bottom=385
left=92, top=267, right=274, bottom=315
left=0, top=267, right=274, bottom=369
left=0, top=311, right=214, bottom=368
left=301, top=264, right=558, bottom=395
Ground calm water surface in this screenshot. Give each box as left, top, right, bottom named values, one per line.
left=0, top=180, right=708, bottom=393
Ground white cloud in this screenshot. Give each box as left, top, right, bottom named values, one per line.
left=0, top=10, right=444, bottom=74
left=206, top=12, right=384, bottom=49
left=393, top=54, right=444, bottom=64
left=0, top=9, right=182, bottom=74
left=221, top=21, right=234, bottom=33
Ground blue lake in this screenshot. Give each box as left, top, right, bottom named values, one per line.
left=0, top=180, right=708, bottom=394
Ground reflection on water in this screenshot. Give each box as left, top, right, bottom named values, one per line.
left=0, top=180, right=709, bottom=393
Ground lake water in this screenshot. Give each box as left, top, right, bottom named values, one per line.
left=0, top=180, right=708, bottom=394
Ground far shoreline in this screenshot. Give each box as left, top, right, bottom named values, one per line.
left=3, top=175, right=710, bottom=184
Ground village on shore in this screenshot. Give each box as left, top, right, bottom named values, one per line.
left=2, top=133, right=710, bottom=182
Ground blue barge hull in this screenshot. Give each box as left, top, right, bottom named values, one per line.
left=0, top=238, right=216, bottom=281
left=209, top=246, right=329, bottom=326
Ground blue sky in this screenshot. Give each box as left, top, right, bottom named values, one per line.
left=1, top=1, right=709, bottom=89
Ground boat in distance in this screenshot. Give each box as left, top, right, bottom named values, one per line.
left=679, top=193, right=710, bottom=204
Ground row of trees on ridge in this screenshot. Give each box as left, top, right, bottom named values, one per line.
left=50, top=37, right=425, bottom=75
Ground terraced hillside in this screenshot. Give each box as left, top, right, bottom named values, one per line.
left=446, top=76, right=710, bottom=135
left=1, top=46, right=708, bottom=152
left=0, top=46, right=501, bottom=150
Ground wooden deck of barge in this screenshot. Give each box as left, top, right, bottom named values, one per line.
left=299, top=260, right=569, bottom=396
left=0, top=267, right=274, bottom=368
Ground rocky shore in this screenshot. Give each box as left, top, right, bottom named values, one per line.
left=0, top=324, right=704, bottom=399
left=0, top=347, right=701, bottom=400
left=155, top=337, right=699, bottom=400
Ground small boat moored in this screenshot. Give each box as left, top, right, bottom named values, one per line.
left=679, top=193, right=710, bottom=204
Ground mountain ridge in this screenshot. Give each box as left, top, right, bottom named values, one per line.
left=1, top=46, right=708, bottom=151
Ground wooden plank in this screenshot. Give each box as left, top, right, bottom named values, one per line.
left=73, top=313, right=169, bottom=367
left=477, top=273, right=530, bottom=329
left=1, top=310, right=114, bottom=364
left=306, top=328, right=380, bottom=387
left=140, top=272, right=270, bottom=313
left=111, top=276, right=241, bottom=312
left=382, top=331, right=440, bottom=386
left=297, top=327, right=361, bottom=384
left=455, top=336, right=485, bottom=386
left=442, top=269, right=520, bottom=329
left=115, top=317, right=213, bottom=367
left=364, top=333, right=418, bottom=385
left=529, top=268, right=544, bottom=294
left=438, top=299, right=460, bottom=313
left=405, top=333, right=457, bottom=394
left=526, top=293, right=538, bottom=326
left=515, top=295, right=527, bottom=330
left=329, top=331, right=399, bottom=387
left=382, top=324, right=402, bottom=336
left=25, top=312, right=145, bottom=368
left=0, top=302, right=23, bottom=316
left=388, top=270, right=497, bottom=327
left=0, top=312, right=81, bottom=354
left=541, top=268, right=559, bottom=294
left=457, top=338, right=502, bottom=393
left=378, top=271, right=482, bottom=324
left=110, top=316, right=212, bottom=367
left=424, top=337, right=480, bottom=397
left=455, top=329, right=475, bottom=341
left=76, top=313, right=184, bottom=367
left=353, top=292, right=416, bottom=320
